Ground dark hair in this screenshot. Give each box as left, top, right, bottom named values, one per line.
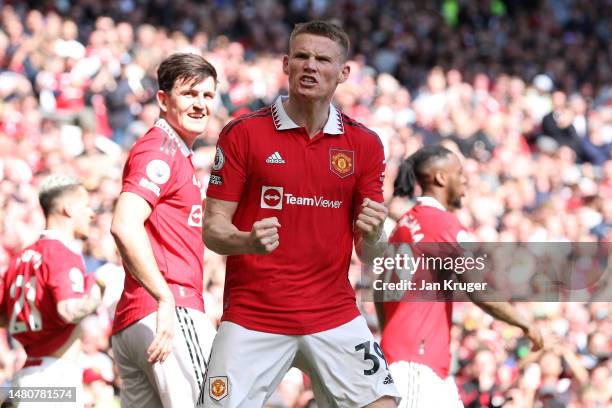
left=290, top=21, right=350, bottom=59
left=38, top=175, right=82, bottom=217
left=157, top=53, right=218, bottom=93
left=393, top=145, right=453, bottom=198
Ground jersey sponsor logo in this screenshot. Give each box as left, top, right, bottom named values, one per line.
left=261, top=186, right=283, bottom=209
left=265, top=151, right=285, bottom=164
left=284, top=193, right=342, bottom=208
left=146, top=159, right=171, bottom=184
left=209, top=174, right=223, bottom=185
left=330, top=149, right=354, bottom=178
left=212, top=146, right=225, bottom=171
left=260, top=186, right=342, bottom=210
left=188, top=205, right=203, bottom=227
left=139, top=177, right=161, bottom=196
left=209, top=376, right=228, bottom=401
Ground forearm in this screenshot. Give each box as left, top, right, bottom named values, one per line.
left=111, top=223, right=173, bottom=302
left=203, top=213, right=253, bottom=255
left=57, top=286, right=101, bottom=324
left=472, top=301, right=529, bottom=332
left=355, top=230, right=388, bottom=264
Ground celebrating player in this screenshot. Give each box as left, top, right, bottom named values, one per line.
left=379, top=145, right=543, bottom=407
left=110, top=53, right=217, bottom=408
left=0, top=175, right=102, bottom=407
left=202, top=20, right=399, bottom=407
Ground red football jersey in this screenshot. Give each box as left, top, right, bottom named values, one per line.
left=113, top=119, right=205, bottom=335
left=207, top=96, right=385, bottom=335
left=1, top=231, right=95, bottom=357
left=381, top=197, right=467, bottom=379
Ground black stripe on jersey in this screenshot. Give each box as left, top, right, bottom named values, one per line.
left=219, top=107, right=272, bottom=137
left=176, top=307, right=205, bottom=399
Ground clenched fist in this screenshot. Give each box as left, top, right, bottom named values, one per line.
left=249, top=217, right=281, bottom=254
left=355, top=198, right=388, bottom=244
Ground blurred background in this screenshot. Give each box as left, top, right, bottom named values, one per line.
left=0, top=0, right=610, bottom=407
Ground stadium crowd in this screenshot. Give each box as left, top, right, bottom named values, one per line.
left=0, top=0, right=610, bottom=407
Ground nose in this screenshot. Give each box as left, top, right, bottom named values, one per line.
left=193, top=94, right=206, bottom=109
left=304, top=56, right=316, bottom=71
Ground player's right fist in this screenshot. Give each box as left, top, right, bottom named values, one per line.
left=249, top=217, right=281, bottom=254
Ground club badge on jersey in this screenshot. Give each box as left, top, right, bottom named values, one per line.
left=330, top=149, right=354, bottom=178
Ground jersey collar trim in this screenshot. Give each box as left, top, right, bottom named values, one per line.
left=154, top=118, right=192, bottom=157
left=271, top=96, right=344, bottom=135
left=416, top=196, right=447, bottom=211
left=40, top=230, right=82, bottom=255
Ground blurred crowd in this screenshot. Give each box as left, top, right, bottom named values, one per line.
left=0, top=0, right=610, bottom=407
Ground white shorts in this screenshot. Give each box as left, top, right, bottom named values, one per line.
left=202, top=316, right=400, bottom=407
left=389, top=361, right=463, bottom=408
left=12, top=357, right=84, bottom=408
left=112, top=307, right=216, bottom=408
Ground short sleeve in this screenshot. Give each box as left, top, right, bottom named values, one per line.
left=122, top=138, right=177, bottom=207
left=206, top=121, right=248, bottom=202
left=354, top=132, right=385, bottom=210
left=45, top=251, right=88, bottom=303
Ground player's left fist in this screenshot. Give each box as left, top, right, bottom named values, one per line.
left=356, top=198, right=388, bottom=244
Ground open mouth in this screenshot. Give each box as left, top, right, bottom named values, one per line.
left=188, top=113, right=206, bottom=119
left=299, top=75, right=317, bottom=85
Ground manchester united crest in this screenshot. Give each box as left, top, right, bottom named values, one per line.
left=330, top=149, right=354, bottom=178
left=209, top=376, right=228, bottom=401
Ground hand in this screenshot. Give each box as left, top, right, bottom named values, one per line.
left=147, top=297, right=175, bottom=364
left=249, top=217, right=281, bottom=254
left=524, top=323, right=543, bottom=352
left=355, top=198, right=388, bottom=244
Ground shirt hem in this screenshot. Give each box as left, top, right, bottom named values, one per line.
left=221, top=308, right=360, bottom=335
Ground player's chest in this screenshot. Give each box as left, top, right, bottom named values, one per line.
left=247, top=135, right=358, bottom=196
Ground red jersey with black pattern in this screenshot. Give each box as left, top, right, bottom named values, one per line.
left=381, top=197, right=467, bottom=379
left=112, top=119, right=205, bottom=335
left=206, top=96, right=385, bottom=335
left=1, top=231, right=95, bottom=357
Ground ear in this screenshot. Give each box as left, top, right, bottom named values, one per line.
left=156, top=90, right=168, bottom=113
left=434, top=170, right=447, bottom=187
left=282, top=55, right=289, bottom=76
left=337, top=63, right=350, bottom=84
left=62, top=200, right=76, bottom=218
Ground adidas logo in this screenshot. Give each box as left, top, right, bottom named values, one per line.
left=383, top=374, right=394, bottom=385
left=266, top=151, right=285, bottom=164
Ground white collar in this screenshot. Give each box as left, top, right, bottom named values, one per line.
left=271, top=95, right=344, bottom=134
left=416, top=196, right=447, bottom=211
left=154, top=118, right=192, bottom=157
left=40, top=230, right=82, bottom=256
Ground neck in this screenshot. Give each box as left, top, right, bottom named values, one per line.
left=421, top=189, right=449, bottom=210
left=284, top=96, right=330, bottom=138
left=46, top=218, right=75, bottom=241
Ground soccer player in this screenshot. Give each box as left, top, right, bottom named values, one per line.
left=0, top=175, right=102, bottom=407
left=379, top=145, right=543, bottom=407
left=110, top=53, right=217, bottom=408
left=202, top=21, right=399, bottom=407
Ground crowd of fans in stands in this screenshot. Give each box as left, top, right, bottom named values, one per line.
left=0, top=0, right=610, bottom=406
